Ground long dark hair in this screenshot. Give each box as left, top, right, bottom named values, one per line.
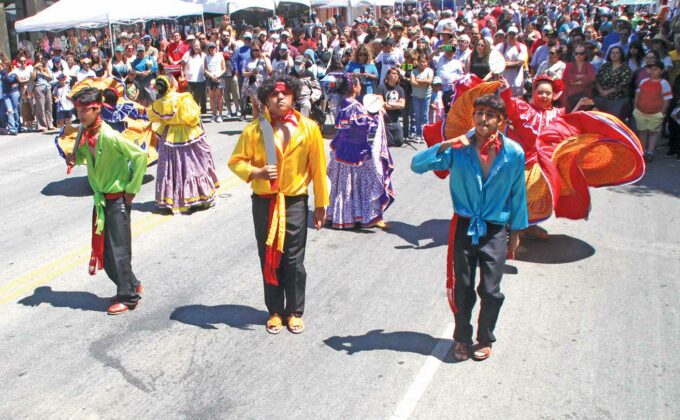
left=627, top=40, right=644, bottom=66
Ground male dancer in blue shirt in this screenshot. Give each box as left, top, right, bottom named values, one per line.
left=411, top=94, right=528, bottom=361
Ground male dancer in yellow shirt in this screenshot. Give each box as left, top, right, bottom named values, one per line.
left=229, top=75, right=329, bottom=335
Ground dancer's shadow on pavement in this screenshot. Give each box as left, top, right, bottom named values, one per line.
left=17, top=286, right=109, bottom=312
left=170, top=304, right=269, bottom=330
left=324, top=329, right=461, bottom=363
left=42, top=174, right=154, bottom=197
left=386, top=219, right=450, bottom=250
left=515, top=234, right=595, bottom=264
left=218, top=130, right=244, bottom=136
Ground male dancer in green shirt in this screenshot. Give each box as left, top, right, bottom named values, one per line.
left=65, top=88, right=147, bottom=315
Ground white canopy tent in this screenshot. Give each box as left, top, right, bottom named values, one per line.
left=229, top=0, right=311, bottom=14
left=15, top=0, right=204, bottom=33
left=181, top=0, right=231, bottom=14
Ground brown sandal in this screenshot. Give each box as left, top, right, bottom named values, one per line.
left=266, top=313, right=283, bottom=334
left=287, top=315, right=305, bottom=334
left=453, top=342, right=470, bottom=361
left=472, top=344, right=492, bottom=361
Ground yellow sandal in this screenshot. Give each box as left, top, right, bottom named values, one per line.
left=287, top=315, right=305, bottom=334
left=266, top=313, right=283, bottom=334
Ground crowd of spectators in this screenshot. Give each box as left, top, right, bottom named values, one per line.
left=2, top=2, right=680, bottom=160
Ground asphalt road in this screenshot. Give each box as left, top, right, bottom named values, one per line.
left=0, top=117, right=678, bottom=419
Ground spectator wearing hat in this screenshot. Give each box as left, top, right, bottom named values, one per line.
left=436, top=9, right=458, bottom=34
left=633, top=59, right=672, bottom=162
left=558, top=14, right=578, bottom=38
left=391, top=22, right=409, bottom=51
left=131, top=44, right=158, bottom=106
left=205, top=42, right=226, bottom=122
left=52, top=73, right=73, bottom=128
left=76, top=57, right=96, bottom=82
left=291, top=55, right=322, bottom=118
left=142, top=35, right=159, bottom=60
left=455, top=34, right=472, bottom=63
left=108, top=45, right=130, bottom=79
left=650, top=34, right=673, bottom=70
left=280, top=31, right=300, bottom=59
left=496, top=26, right=528, bottom=98
left=271, top=43, right=294, bottom=76
left=375, top=38, right=404, bottom=88
left=435, top=31, right=464, bottom=114
left=492, top=29, right=506, bottom=47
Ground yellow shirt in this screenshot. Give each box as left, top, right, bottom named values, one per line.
left=228, top=110, right=329, bottom=208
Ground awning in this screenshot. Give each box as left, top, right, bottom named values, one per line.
left=15, top=0, right=204, bottom=33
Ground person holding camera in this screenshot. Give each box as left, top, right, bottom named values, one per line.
left=434, top=34, right=464, bottom=114
left=378, top=67, right=405, bottom=147
left=399, top=50, right=418, bottom=141
left=345, top=45, right=379, bottom=101
left=241, top=40, right=272, bottom=120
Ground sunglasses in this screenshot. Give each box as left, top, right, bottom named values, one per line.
left=574, top=51, right=586, bottom=55
left=549, top=51, right=558, bottom=55
left=252, top=49, right=261, bottom=52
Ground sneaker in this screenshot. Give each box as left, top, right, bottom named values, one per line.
left=644, top=152, right=654, bottom=163
left=665, top=150, right=677, bottom=158
left=216, top=116, right=223, bottom=123
left=240, top=115, right=246, bottom=121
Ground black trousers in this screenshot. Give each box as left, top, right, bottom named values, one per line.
left=252, top=194, right=308, bottom=316
left=386, top=121, right=404, bottom=147
left=668, top=113, right=680, bottom=156
left=452, top=217, right=507, bottom=346
left=102, top=197, right=140, bottom=306
left=443, top=90, right=454, bottom=115
left=188, top=81, right=207, bottom=114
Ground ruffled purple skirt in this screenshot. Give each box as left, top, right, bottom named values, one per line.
left=326, top=115, right=395, bottom=228
left=155, top=135, right=220, bottom=214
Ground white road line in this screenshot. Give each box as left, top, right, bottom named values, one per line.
left=390, top=323, right=455, bottom=420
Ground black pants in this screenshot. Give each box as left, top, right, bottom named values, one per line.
left=443, top=90, right=454, bottom=115
left=188, top=81, right=207, bottom=114
left=402, top=98, right=412, bottom=139
left=668, top=113, right=680, bottom=156
left=452, top=217, right=507, bottom=346
left=102, top=197, right=140, bottom=306
left=386, top=121, right=404, bottom=147
left=252, top=195, right=308, bottom=316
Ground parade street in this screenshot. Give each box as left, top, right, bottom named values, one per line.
left=0, top=118, right=678, bottom=419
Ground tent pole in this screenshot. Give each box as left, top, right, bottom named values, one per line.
left=109, top=21, right=114, bottom=54
left=201, top=13, right=206, bottom=33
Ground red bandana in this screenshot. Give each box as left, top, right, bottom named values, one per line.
left=271, top=109, right=298, bottom=127
left=478, top=133, right=502, bottom=166
left=80, top=115, right=103, bottom=148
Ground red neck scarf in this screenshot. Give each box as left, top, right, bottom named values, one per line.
left=477, top=133, right=502, bottom=166
left=80, top=116, right=103, bottom=148
left=271, top=109, right=298, bottom=127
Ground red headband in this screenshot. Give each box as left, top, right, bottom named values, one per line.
left=74, top=100, right=102, bottom=109
left=272, top=81, right=292, bottom=95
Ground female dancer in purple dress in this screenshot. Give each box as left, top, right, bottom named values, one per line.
left=326, top=73, right=395, bottom=229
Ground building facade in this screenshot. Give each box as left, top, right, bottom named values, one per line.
left=1, top=0, right=52, bottom=59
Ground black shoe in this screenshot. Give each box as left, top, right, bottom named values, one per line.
left=665, top=150, right=677, bottom=157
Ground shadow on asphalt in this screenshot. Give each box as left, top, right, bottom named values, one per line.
left=515, top=234, right=595, bottom=264
left=17, top=286, right=109, bottom=312
left=385, top=219, right=449, bottom=249
left=218, top=130, right=244, bottom=136
left=170, top=304, right=268, bottom=330
left=610, top=156, right=680, bottom=198
left=324, top=329, right=462, bottom=364
left=41, top=174, right=154, bottom=197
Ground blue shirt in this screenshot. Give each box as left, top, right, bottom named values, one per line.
left=345, top=62, right=379, bottom=98
left=411, top=131, right=529, bottom=244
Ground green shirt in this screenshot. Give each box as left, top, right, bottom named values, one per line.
left=75, top=122, right=147, bottom=234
